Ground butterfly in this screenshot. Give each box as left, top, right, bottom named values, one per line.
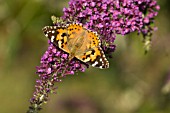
left=42, top=23, right=109, bottom=69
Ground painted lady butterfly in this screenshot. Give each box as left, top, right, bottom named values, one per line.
left=42, top=23, right=109, bottom=69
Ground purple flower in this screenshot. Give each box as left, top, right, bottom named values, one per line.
left=63, top=0, right=160, bottom=53
left=27, top=0, right=159, bottom=112
left=27, top=43, right=87, bottom=112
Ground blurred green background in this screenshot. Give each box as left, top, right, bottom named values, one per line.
left=0, top=0, right=170, bottom=113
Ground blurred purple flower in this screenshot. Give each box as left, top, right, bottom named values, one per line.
left=27, top=0, right=159, bottom=112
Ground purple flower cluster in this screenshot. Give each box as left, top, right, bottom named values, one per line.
left=28, top=43, right=86, bottom=110
left=28, top=0, right=159, bottom=112
left=63, top=0, right=160, bottom=54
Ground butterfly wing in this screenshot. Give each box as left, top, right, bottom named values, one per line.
left=42, top=26, right=70, bottom=53
left=74, top=29, right=109, bottom=69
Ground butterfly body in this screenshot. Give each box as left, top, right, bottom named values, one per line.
left=43, top=23, right=109, bottom=69
left=67, top=28, right=87, bottom=60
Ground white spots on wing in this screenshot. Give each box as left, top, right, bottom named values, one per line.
left=45, top=34, right=48, bottom=37
left=99, top=66, right=103, bottom=69
left=66, top=24, right=70, bottom=27
left=106, top=62, right=109, bottom=68
left=42, top=26, right=48, bottom=32
left=78, top=23, right=82, bottom=26
left=51, top=35, right=55, bottom=42
left=52, top=30, right=55, bottom=33
left=91, top=47, right=109, bottom=69
left=100, top=58, right=102, bottom=62
left=92, top=61, right=98, bottom=67
left=42, top=26, right=57, bottom=42
left=54, top=26, right=57, bottom=29
left=101, top=55, right=109, bottom=69
left=46, top=30, right=51, bottom=34
left=98, top=41, right=101, bottom=46
left=72, top=22, right=75, bottom=25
